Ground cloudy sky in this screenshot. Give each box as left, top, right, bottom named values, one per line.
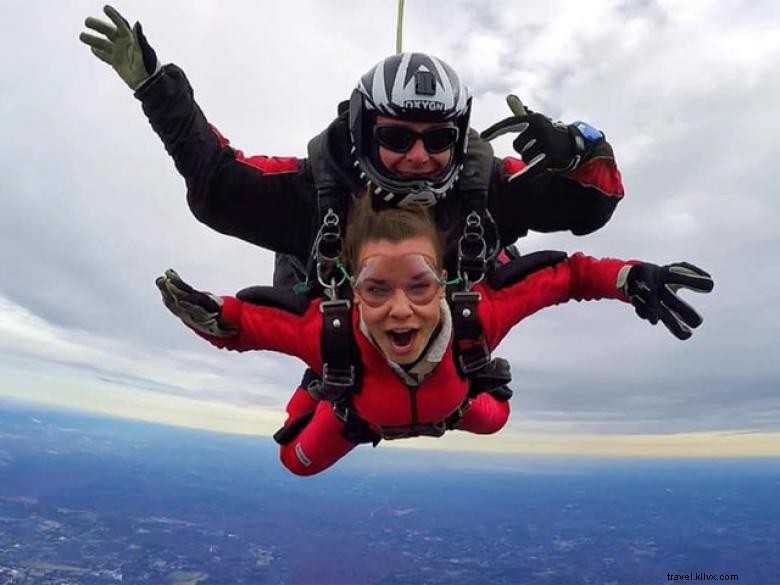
left=1, top=0, right=778, bottom=457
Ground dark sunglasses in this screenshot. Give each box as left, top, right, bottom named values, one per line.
left=373, top=125, right=459, bottom=154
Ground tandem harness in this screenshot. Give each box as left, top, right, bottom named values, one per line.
left=297, top=248, right=569, bottom=447
left=261, top=247, right=569, bottom=448
left=272, top=114, right=563, bottom=447
left=272, top=247, right=569, bottom=448
left=286, top=118, right=510, bottom=445
left=274, top=244, right=566, bottom=446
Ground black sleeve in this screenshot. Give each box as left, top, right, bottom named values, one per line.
left=134, top=64, right=317, bottom=260
left=488, top=144, right=623, bottom=243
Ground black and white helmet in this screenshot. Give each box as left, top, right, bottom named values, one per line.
left=348, top=52, right=473, bottom=208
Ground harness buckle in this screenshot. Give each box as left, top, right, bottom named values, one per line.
left=450, top=291, right=482, bottom=304
left=458, top=350, right=491, bottom=374
left=319, top=298, right=352, bottom=313
left=379, top=421, right=448, bottom=440
left=444, top=398, right=474, bottom=430
left=322, top=363, right=356, bottom=389
left=331, top=401, right=350, bottom=423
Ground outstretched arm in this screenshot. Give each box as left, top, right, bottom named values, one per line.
left=482, top=253, right=714, bottom=347
left=156, top=270, right=322, bottom=365
left=79, top=6, right=317, bottom=260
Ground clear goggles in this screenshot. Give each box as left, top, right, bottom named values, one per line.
left=352, top=253, right=445, bottom=308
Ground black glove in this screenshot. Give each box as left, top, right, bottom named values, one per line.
left=79, top=5, right=160, bottom=91
left=156, top=269, right=238, bottom=338
left=622, top=262, right=714, bottom=340
left=481, top=95, right=596, bottom=179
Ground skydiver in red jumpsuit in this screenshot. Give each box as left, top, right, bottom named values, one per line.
left=157, top=197, right=713, bottom=476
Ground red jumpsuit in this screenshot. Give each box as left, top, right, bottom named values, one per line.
left=203, top=254, right=631, bottom=475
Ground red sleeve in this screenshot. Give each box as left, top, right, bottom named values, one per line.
left=209, top=125, right=300, bottom=174
left=282, top=387, right=319, bottom=427
left=502, top=155, right=623, bottom=199
left=480, top=253, right=633, bottom=348
left=279, top=401, right=356, bottom=476
left=564, top=156, right=624, bottom=198
left=198, top=296, right=323, bottom=371
left=454, top=394, right=510, bottom=435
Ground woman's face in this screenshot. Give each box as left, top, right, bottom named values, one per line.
left=353, top=236, right=445, bottom=364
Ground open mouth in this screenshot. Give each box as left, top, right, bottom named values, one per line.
left=387, top=329, right=418, bottom=353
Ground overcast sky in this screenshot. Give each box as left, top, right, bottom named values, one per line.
left=1, top=0, right=779, bottom=457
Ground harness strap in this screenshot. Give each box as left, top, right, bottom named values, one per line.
left=332, top=398, right=381, bottom=446
left=318, top=299, right=362, bottom=401
left=273, top=410, right=315, bottom=445
left=305, top=127, right=351, bottom=298
left=455, top=131, right=500, bottom=288
left=449, top=290, right=491, bottom=375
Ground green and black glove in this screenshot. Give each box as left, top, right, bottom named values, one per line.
left=79, top=5, right=160, bottom=91
left=620, top=262, right=714, bottom=340
left=481, top=95, right=601, bottom=179
left=156, top=269, right=238, bottom=338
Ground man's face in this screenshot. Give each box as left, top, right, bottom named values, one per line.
left=374, top=115, right=456, bottom=178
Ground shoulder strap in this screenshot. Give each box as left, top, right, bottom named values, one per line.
left=458, top=130, right=495, bottom=196
left=447, top=136, right=500, bottom=373
left=316, top=299, right=363, bottom=401
left=448, top=289, right=490, bottom=376
left=446, top=288, right=511, bottom=392
left=453, top=131, right=500, bottom=287
left=304, top=131, right=346, bottom=298
left=304, top=116, right=365, bottom=402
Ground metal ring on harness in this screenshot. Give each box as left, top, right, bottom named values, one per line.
left=316, top=266, right=349, bottom=299
left=313, top=209, right=349, bottom=298
left=313, top=209, right=342, bottom=261
left=465, top=210, right=484, bottom=232
left=457, top=211, right=488, bottom=289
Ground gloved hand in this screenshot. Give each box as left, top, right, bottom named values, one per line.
left=620, top=262, right=714, bottom=340
left=156, top=269, right=238, bottom=338
left=79, top=5, right=160, bottom=91
left=480, top=95, right=588, bottom=179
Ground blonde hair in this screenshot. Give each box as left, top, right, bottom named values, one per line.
left=341, top=192, right=443, bottom=273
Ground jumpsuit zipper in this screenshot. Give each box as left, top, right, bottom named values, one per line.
left=407, top=385, right=419, bottom=424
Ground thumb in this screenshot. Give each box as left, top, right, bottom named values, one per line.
left=133, top=21, right=160, bottom=76
left=506, top=94, right=528, bottom=116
